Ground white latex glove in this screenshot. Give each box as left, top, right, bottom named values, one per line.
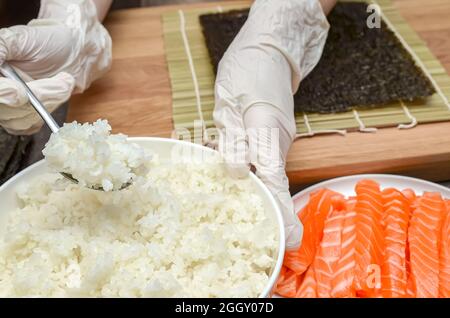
left=214, top=0, right=330, bottom=250
left=0, top=0, right=112, bottom=135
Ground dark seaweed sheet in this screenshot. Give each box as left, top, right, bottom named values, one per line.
left=0, top=134, right=31, bottom=185
left=199, top=2, right=435, bottom=113
left=200, top=9, right=249, bottom=74
left=0, top=128, right=19, bottom=176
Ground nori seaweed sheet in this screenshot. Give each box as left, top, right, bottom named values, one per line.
left=200, top=9, right=249, bottom=75
left=0, top=136, right=31, bottom=185
left=199, top=2, right=435, bottom=113
left=0, top=129, right=31, bottom=186
left=0, top=128, right=18, bottom=175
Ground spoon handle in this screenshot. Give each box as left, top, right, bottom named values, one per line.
left=0, top=62, right=60, bottom=133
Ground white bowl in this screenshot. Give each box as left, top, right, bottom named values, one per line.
left=0, top=137, right=285, bottom=298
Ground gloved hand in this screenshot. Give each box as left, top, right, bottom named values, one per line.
left=214, top=0, right=331, bottom=250
left=0, top=0, right=112, bottom=135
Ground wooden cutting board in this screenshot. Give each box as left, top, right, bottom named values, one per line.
left=68, top=0, right=450, bottom=190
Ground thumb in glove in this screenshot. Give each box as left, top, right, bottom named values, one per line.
left=215, top=98, right=303, bottom=250
left=244, top=103, right=303, bottom=250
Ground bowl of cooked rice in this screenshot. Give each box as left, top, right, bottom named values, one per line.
left=0, top=133, right=285, bottom=297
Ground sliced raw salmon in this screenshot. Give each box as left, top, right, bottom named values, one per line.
left=345, top=196, right=357, bottom=212
left=354, top=179, right=385, bottom=297
left=278, top=182, right=448, bottom=299
left=283, top=205, right=310, bottom=274
left=381, top=188, right=411, bottom=298
left=408, top=192, right=446, bottom=298
left=313, top=208, right=345, bottom=297
left=404, top=191, right=418, bottom=297
left=284, top=189, right=336, bottom=275
left=331, top=208, right=357, bottom=298
left=402, top=188, right=416, bottom=205
left=276, top=266, right=300, bottom=298
left=296, top=265, right=317, bottom=297
left=331, top=193, right=347, bottom=211
left=439, top=200, right=450, bottom=298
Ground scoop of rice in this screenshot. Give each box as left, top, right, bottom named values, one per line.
left=0, top=154, right=278, bottom=297
left=43, top=120, right=150, bottom=191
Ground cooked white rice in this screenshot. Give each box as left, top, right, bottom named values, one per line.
left=0, top=154, right=278, bottom=297
left=43, top=120, right=150, bottom=191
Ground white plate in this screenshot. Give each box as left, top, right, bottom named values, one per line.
left=292, top=174, right=450, bottom=212
left=272, top=174, right=450, bottom=298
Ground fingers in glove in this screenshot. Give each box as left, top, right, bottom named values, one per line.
left=0, top=28, right=12, bottom=64
left=0, top=77, right=28, bottom=108
left=213, top=83, right=250, bottom=178
left=0, top=26, right=32, bottom=63
left=1, top=112, right=44, bottom=135
left=243, top=103, right=302, bottom=250
left=6, top=25, right=75, bottom=79
left=0, top=72, right=74, bottom=135
left=28, top=72, right=75, bottom=108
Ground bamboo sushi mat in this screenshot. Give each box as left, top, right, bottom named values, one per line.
left=162, top=0, right=450, bottom=137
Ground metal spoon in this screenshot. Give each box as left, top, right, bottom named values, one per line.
left=0, top=62, right=131, bottom=191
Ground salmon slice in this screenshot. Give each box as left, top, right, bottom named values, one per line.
left=283, top=205, right=310, bottom=274
left=408, top=192, right=446, bottom=298
left=331, top=193, right=347, bottom=211
left=404, top=191, right=419, bottom=297
left=354, top=179, right=385, bottom=297
left=313, top=208, right=345, bottom=297
left=296, top=265, right=317, bottom=297
left=276, top=266, right=301, bottom=298
left=346, top=196, right=357, bottom=212
left=284, top=189, right=336, bottom=275
left=381, top=188, right=411, bottom=298
left=439, top=200, right=450, bottom=298
left=402, top=188, right=416, bottom=205
left=405, top=231, right=415, bottom=298
left=331, top=208, right=357, bottom=298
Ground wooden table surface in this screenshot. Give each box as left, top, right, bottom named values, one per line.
left=68, top=0, right=450, bottom=190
